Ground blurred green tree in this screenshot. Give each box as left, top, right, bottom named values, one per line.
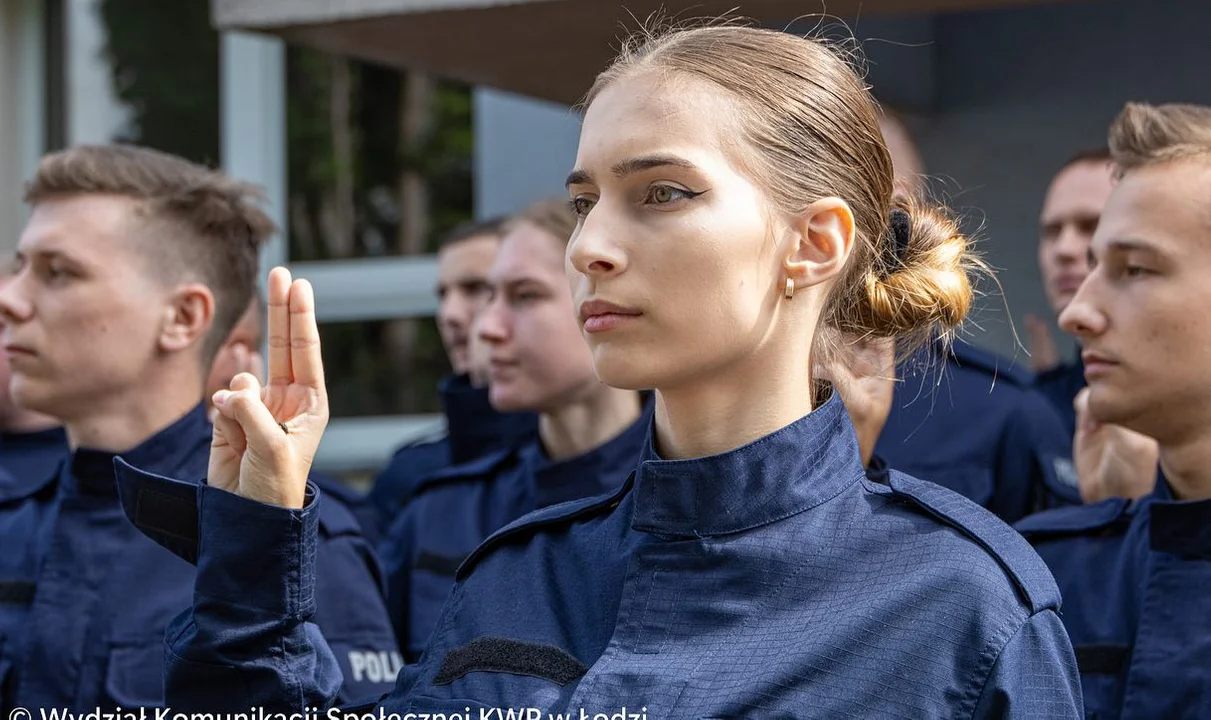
left=98, top=0, right=473, bottom=418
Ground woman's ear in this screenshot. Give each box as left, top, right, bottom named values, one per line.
left=783, top=197, right=855, bottom=292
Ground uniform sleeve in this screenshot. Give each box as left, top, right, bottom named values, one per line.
left=993, top=391, right=1080, bottom=523
left=972, top=610, right=1083, bottom=718
left=162, top=482, right=343, bottom=712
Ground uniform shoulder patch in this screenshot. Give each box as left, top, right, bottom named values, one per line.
left=1013, top=497, right=1133, bottom=539
left=456, top=474, right=634, bottom=581
left=887, top=470, right=1060, bottom=614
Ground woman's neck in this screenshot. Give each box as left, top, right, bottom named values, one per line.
left=653, top=347, right=814, bottom=460
left=539, top=385, right=643, bottom=462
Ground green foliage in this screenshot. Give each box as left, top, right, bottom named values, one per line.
left=97, top=1, right=473, bottom=417
left=97, top=0, right=220, bottom=165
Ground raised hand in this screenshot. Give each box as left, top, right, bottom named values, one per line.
left=1072, top=387, right=1158, bottom=503
left=208, top=267, right=329, bottom=509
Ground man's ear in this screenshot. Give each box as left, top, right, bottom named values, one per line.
left=783, top=197, right=855, bottom=294
left=159, top=283, right=215, bottom=354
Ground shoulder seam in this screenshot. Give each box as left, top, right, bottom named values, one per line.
left=886, top=471, right=1059, bottom=614
left=455, top=476, right=633, bottom=581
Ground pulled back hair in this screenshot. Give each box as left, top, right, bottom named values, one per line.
left=506, top=197, right=578, bottom=247
left=585, top=24, right=979, bottom=356
left=1108, top=102, right=1211, bottom=177
left=25, top=144, right=275, bottom=364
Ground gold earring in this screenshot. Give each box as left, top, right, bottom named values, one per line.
left=784, top=278, right=795, bottom=300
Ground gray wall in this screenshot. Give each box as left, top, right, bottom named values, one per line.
left=474, top=0, right=1211, bottom=361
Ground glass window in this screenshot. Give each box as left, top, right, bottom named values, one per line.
left=93, top=2, right=473, bottom=419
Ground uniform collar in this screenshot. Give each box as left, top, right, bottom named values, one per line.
left=1145, top=473, right=1211, bottom=559
left=632, top=390, right=865, bottom=538
left=440, top=373, right=538, bottom=464
left=520, top=396, right=653, bottom=509
left=64, top=404, right=211, bottom=497
left=0, top=424, right=68, bottom=449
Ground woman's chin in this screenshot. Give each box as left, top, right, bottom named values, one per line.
left=591, top=352, right=660, bottom=392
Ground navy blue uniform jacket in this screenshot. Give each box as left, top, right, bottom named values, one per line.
left=877, top=339, right=1080, bottom=522
left=0, top=425, right=68, bottom=487
left=1017, top=480, right=1210, bottom=718
left=0, top=405, right=400, bottom=712
left=1034, top=357, right=1086, bottom=440
left=115, top=391, right=1081, bottom=717
left=379, top=401, right=650, bottom=660
left=368, top=374, right=538, bottom=544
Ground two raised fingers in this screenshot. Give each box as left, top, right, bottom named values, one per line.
left=265, top=267, right=326, bottom=396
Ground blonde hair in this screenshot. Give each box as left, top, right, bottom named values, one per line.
left=25, top=144, right=275, bottom=362
left=1108, top=102, right=1211, bottom=177
left=586, top=24, right=979, bottom=355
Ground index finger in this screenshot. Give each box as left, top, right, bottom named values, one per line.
left=266, top=267, right=293, bottom=387
left=289, top=278, right=325, bottom=394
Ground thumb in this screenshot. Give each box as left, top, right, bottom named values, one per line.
left=213, top=372, right=286, bottom=455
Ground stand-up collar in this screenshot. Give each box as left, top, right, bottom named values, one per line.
left=64, top=404, right=210, bottom=497
left=440, top=374, right=538, bottom=464
left=1149, top=473, right=1211, bottom=559
left=521, top=397, right=653, bottom=509
left=633, top=391, right=866, bottom=538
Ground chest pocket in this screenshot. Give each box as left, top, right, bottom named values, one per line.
left=104, top=642, right=165, bottom=707
left=918, top=466, right=994, bottom=507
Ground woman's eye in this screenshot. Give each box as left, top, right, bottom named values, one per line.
left=644, top=185, right=700, bottom=206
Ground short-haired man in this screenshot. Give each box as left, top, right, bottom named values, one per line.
left=1030, top=148, right=1115, bottom=437
left=0, top=145, right=399, bottom=711
left=1018, top=102, right=1211, bottom=717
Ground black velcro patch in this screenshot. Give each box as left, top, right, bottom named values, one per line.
left=1075, top=644, right=1131, bottom=675
left=0, top=581, right=36, bottom=606
left=434, top=637, right=588, bottom=686
left=136, top=487, right=199, bottom=545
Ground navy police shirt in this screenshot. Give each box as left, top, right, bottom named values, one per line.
left=367, top=374, right=538, bottom=543
left=116, top=391, right=1082, bottom=717
left=877, top=339, right=1080, bottom=522
left=379, top=399, right=651, bottom=660
left=0, top=425, right=68, bottom=487
left=1017, top=480, right=1210, bottom=718
left=0, top=405, right=400, bottom=712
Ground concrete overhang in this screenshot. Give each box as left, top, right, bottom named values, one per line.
left=213, top=0, right=1074, bottom=105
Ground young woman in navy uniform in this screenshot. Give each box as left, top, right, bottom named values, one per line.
left=117, top=24, right=1082, bottom=718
